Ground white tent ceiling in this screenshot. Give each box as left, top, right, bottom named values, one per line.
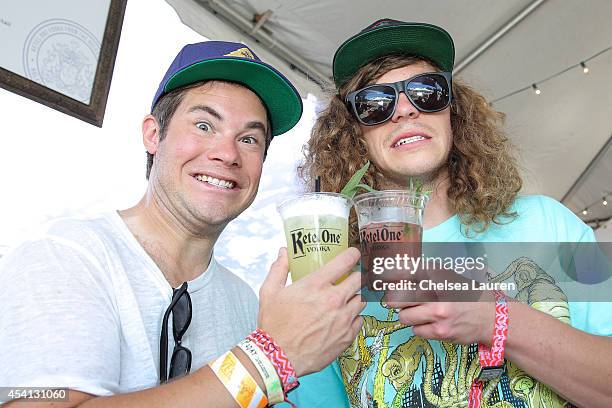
left=165, top=0, right=612, bottom=228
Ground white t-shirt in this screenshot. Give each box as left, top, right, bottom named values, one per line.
left=0, top=212, right=259, bottom=402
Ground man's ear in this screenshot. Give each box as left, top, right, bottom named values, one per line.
left=142, top=115, right=160, bottom=154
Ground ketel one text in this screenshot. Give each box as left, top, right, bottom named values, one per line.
left=291, top=228, right=341, bottom=256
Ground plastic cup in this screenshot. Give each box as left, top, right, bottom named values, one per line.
left=353, top=190, right=428, bottom=287
left=278, top=192, right=352, bottom=282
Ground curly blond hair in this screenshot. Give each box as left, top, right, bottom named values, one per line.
left=299, top=54, right=522, bottom=240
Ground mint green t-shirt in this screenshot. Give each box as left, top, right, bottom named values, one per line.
left=281, top=195, right=611, bottom=408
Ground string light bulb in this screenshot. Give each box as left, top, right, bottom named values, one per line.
left=582, top=209, right=588, bottom=216
left=580, top=61, right=590, bottom=74
left=488, top=46, right=612, bottom=105
left=603, top=197, right=608, bottom=206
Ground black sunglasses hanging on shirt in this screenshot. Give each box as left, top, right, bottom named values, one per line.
left=159, top=281, right=192, bottom=383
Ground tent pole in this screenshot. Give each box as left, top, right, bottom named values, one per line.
left=561, top=134, right=612, bottom=203
left=251, top=10, right=273, bottom=35
left=199, top=0, right=332, bottom=87
left=455, top=0, right=548, bottom=73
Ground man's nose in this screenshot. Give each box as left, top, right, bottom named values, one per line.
left=391, top=91, right=420, bottom=122
left=206, top=136, right=241, bottom=167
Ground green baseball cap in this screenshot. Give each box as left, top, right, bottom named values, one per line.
left=333, top=19, right=455, bottom=87
left=152, top=41, right=303, bottom=137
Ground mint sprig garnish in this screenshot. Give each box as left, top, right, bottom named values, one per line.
left=407, top=177, right=432, bottom=207
left=339, top=163, right=432, bottom=203
left=340, top=162, right=376, bottom=199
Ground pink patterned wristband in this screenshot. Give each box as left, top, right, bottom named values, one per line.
left=247, top=329, right=300, bottom=394
left=468, top=290, right=509, bottom=408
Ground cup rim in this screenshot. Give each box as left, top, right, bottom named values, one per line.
left=353, top=189, right=429, bottom=205
left=277, top=191, right=353, bottom=213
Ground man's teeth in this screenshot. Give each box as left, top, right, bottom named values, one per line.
left=394, top=136, right=426, bottom=147
left=194, top=175, right=235, bottom=189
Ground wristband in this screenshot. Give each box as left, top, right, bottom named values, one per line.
left=247, top=329, right=299, bottom=393
left=209, top=350, right=268, bottom=408
left=248, top=329, right=299, bottom=407
left=239, top=339, right=285, bottom=404
left=468, top=290, right=509, bottom=408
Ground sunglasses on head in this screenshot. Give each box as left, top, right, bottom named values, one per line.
left=159, top=282, right=192, bottom=383
left=346, top=71, right=452, bottom=126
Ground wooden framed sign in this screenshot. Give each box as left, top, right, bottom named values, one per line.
left=0, top=0, right=127, bottom=127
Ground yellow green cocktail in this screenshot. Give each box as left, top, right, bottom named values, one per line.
left=278, top=193, right=352, bottom=282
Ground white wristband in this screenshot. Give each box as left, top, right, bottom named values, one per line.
left=238, top=339, right=285, bottom=404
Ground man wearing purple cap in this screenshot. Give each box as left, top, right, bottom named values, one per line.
left=289, top=18, right=612, bottom=408
left=0, top=41, right=364, bottom=407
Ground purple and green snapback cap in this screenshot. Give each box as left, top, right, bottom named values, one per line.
left=152, top=41, right=303, bottom=137
left=333, top=19, right=455, bottom=87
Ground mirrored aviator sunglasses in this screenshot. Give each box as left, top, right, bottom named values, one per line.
left=346, top=72, right=452, bottom=126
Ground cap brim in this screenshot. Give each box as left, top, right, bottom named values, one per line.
left=333, top=23, right=455, bottom=87
left=165, top=58, right=303, bottom=136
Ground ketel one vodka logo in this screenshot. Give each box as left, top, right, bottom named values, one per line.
left=290, top=228, right=342, bottom=258
left=359, top=225, right=405, bottom=244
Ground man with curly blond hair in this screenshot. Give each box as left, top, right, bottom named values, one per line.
left=281, top=19, right=612, bottom=408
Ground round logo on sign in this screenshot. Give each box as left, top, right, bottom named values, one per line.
left=23, top=19, right=101, bottom=103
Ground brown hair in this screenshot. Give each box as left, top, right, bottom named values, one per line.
left=147, top=80, right=272, bottom=179
left=299, top=54, right=522, bottom=240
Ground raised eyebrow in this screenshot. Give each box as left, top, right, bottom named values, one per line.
left=244, top=121, right=268, bottom=135
left=187, top=105, right=223, bottom=121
